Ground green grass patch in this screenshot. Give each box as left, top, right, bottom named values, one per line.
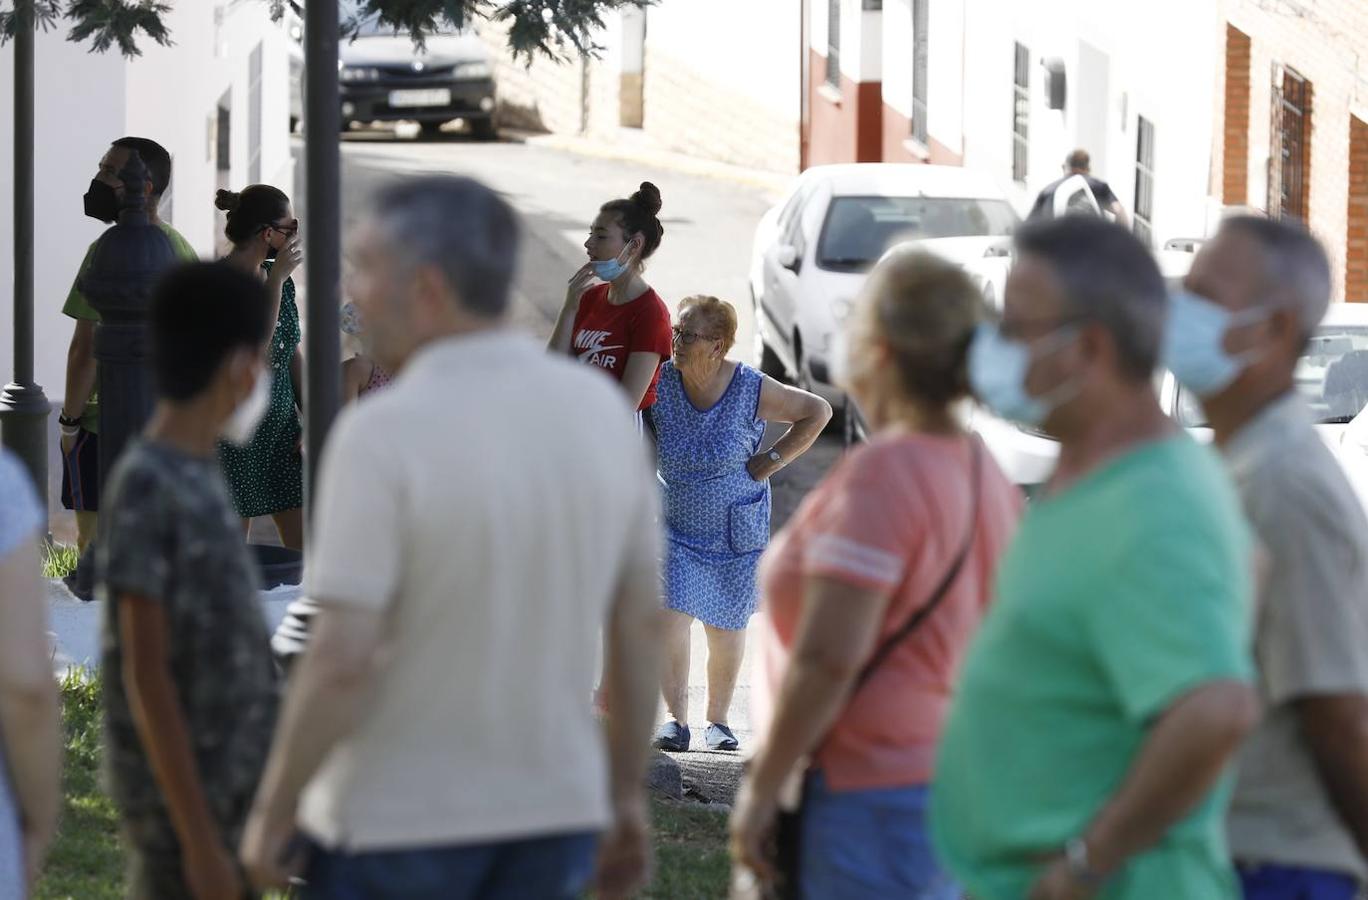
left=34, top=670, right=730, bottom=898
left=42, top=543, right=80, bottom=581
left=645, top=800, right=732, bottom=899
left=34, top=669, right=124, bottom=900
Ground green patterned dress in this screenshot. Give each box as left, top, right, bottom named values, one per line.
left=218, top=263, right=304, bottom=518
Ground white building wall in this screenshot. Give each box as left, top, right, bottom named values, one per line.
left=957, top=0, right=1219, bottom=240
left=645, top=0, right=796, bottom=115
left=811, top=0, right=879, bottom=84
left=0, top=3, right=293, bottom=396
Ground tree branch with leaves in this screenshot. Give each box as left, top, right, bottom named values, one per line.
left=0, top=0, right=652, bottom=60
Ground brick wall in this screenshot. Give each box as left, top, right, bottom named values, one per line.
left=1216, top=0, right=1368, bottom=301
left=1349, top=115, right=1368, bottom=302
left=1222, top=25, right=1251, bottom=204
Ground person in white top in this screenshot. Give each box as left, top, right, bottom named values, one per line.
left=239, top=175, right=663, bottom=900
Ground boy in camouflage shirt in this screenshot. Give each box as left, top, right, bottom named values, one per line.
left=97, top=262, right=279, bottom=899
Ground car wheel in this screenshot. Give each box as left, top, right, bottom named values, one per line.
left=757, top=337, right=787, bottom=382
left=471, top=117, right=498, bottom=141
left=420, top=121, right=446, bottom=139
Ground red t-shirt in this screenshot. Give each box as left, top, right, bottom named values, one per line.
left=570, top=284, right=673, bottom=410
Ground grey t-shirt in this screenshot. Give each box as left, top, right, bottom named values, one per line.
left=1225, top=394, right=1368, bottom=879
left=95, top=441, right=278, bottom=856
left=0, top=450, right=42, bottom=899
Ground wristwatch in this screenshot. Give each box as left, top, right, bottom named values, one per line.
left=58, top=412, right=81, bottom=429
left=1064, top=837, right=1107, bottom=889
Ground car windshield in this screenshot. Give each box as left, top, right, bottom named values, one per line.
left=817, top=196, right=1018, bottom=271
left=1177, top=324, right=1368, bottom=427
left=346, top=4, right=461, bottom=37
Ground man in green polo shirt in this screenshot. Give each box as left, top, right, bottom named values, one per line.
left=59, top=137, right=198, bottom=552
left=933, top=217, right=1259, bottom=899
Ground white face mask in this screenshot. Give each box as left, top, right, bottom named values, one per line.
left=222, top=368, right=271, bottom=446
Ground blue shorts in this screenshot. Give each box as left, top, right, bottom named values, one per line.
left=800, top=770, right=959, bottom=899
left=302, top=831, right=598, bottom=900
left=1239, top=862, right=1358, bottom=900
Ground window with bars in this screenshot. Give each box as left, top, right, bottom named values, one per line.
left=1276, top=68, right=1310, bottom=222
left=911, top=0, right=929, bottom=144
left=1134, top=116, right=1156, bottom=246
left=826, top=0, right=841, bottom=89
left=1012, top=43, right=1030, bottom=182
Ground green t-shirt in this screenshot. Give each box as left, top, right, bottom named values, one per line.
left=931, top=436, right=1253, bottom=900
left=62, top=223, right=198, bottom=434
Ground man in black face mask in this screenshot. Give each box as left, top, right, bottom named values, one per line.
left=59, top=138, right=199, bottom=554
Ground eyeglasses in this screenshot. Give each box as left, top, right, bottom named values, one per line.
left=264, top=221, right=299, bottom=238
left=672, top=325, right=717, bottom=345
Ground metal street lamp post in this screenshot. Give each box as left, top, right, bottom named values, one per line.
left=0, top=12, right=51, bottom=503
left=273, top=0, right=342, bottom=664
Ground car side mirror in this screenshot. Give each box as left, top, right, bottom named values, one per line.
left=777, top=245, right=799, bottom=271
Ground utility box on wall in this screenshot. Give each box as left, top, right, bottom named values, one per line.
left=1043, top=57, right=1067, bottom=110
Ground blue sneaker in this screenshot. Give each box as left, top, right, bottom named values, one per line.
left=652, top=720, right=691, bottom=752
left=706, top=722, right=740, bottom=752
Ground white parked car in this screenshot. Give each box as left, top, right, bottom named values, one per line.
left=749, top=164, right=1020, bottom=417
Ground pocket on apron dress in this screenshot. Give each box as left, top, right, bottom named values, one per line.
left=727, top=492, right=771, bottom=555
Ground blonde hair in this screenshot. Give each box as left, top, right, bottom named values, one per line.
left=678, top=295, right=739, bottom=352
left=845, top=249, right=984, bottom=408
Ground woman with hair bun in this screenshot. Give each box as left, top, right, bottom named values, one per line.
left=549, top=182, right=674, bottom=415
left=214, top=185, right=306, bottom=550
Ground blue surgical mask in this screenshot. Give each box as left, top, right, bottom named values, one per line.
left=968, top=322, right=1079, bottom=427
left=1163, top=290, right=1265, bottom=397
left=591, top=257, right=627, bottom=282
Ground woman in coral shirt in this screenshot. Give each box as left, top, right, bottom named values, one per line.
left=731, top=250, right=1024, bottom=898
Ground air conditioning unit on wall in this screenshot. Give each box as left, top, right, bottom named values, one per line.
left=1043, top=58, right=1067, bottom=111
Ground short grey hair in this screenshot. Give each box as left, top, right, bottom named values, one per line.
left=1013, top=216, right=1167, bottom=381
left=1219, top=215, right=1331, bottom=334
left=370, top=175, right=520, bottom=318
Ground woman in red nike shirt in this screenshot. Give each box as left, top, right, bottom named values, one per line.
left=549, top=182, right=674, bottom=414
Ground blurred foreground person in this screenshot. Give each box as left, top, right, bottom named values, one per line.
left=241, top=176, right=663, bottom=900
left=932, top=218, right=1259, bottom=899
left=97, top=262, right=279, bottom=900
left=730, top=251, right=1021, bottom=898
left=1170, top=217, right=1368, bottom=899
left=0, top=452, right=61, bottom=899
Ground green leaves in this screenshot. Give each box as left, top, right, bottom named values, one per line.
left=1, top=0, right=654, bottom=61
left=64, top=0, right=174, bottom=56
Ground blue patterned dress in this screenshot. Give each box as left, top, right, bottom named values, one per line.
left=653, top=361, right=770, bottom=630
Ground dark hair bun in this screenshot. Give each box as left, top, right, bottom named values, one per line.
left=214, top=189, right=241, bottom=213
left=631, top=182, right=662, bottom=217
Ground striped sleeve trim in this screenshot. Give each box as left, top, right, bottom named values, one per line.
left=805, top=532, right=904, bottom=588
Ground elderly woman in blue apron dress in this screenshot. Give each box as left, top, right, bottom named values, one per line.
left=649, top=296, right=832, bottom=752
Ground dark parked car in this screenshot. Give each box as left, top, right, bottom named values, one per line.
left=326, top=3, right=498, bottom=138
